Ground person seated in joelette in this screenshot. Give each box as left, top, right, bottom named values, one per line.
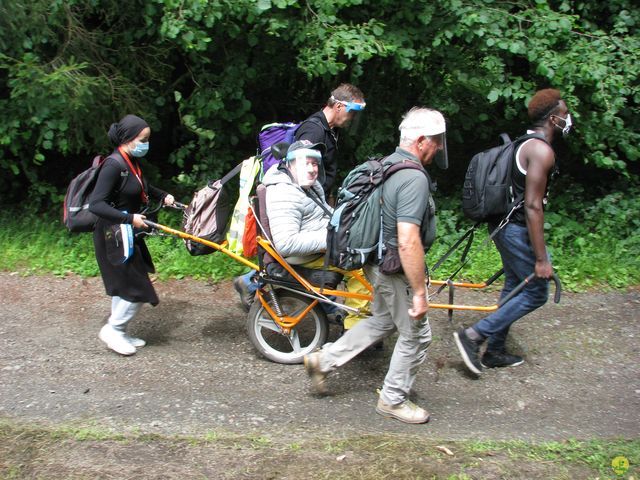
left=263, top=139, right=369, bottom=330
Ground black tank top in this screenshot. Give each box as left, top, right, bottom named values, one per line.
left=510, top=133, right=554, bottom=226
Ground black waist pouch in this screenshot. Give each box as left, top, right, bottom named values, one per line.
left=380, top=242, right=403, bottom=275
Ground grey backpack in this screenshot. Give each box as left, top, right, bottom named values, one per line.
left=326, top=157, right=425, bottom=270
left=182, top=164, right=240, bottom=255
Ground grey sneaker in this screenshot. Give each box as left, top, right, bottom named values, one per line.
left=453, top=328, right=482, bottom=375
left=124, top=334, right=146, bottom=348
left=99, top=324, right=136, bottom=356
left=375, top=398, right=430, bottom=424
left=233, top=276, right=254, bottom=312
left=303, top=351, right=327, bottom=395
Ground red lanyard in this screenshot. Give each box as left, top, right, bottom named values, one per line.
left=118, top=146, right=149, bottom=204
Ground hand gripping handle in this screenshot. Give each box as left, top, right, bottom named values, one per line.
left=498, top=272, right=562, bottom=307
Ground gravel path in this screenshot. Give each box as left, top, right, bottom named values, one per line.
left=1, top=272, right=638, bottom=441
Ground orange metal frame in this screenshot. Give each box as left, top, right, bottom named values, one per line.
left=254, top=236, right=501, bottom=331
left=145, top=221, right=504, bottom=333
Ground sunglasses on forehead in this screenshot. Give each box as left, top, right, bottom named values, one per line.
left=331, top=96, right=366, bottom=112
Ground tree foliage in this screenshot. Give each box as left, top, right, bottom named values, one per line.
left=0, top=0, right=638, bottom=206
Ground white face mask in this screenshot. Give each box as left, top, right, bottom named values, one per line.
left=555, top=113, right=573, bottom=137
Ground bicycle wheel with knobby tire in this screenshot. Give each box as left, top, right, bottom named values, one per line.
left=246, top=289, right=329, bottom=364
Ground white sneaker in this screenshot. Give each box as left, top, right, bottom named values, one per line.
left=124, top=334, right=146, bottom=348
left=375, top=398, right=430, bottom=424
left=99, top=325, right=136, bottom=356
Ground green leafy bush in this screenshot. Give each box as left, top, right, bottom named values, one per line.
left=0, top=208, right=248, bottom=282
left=0, top=0, right=638, bottom=205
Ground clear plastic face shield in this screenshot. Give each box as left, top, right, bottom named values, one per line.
left=286, top=148, right=325, bottom=188
left=330, top=96, right=366, bottom=112
left=429, top=132, right=448, bottom=170
left=331, top=96, right=366, bottom=129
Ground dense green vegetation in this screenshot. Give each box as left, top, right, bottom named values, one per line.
left=0, top=0, right=638, bottom=287
left=0, top=0, right=638, bottom=203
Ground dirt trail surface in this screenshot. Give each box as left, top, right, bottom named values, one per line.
left=1, top=272, right=638, bottom=442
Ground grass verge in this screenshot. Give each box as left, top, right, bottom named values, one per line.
left=0, top=420, right=637, bottom=479
left=0, top=209, right=248, bottom=281
left=1, top=183, right=639, bottom=291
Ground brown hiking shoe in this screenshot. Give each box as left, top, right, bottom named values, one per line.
left=303, top=351, right=327, bottom=395
left=375, top=398, right=430, bottom=424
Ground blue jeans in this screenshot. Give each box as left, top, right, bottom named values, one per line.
left=240, top=271, right=260, bottom=294
left=473, top=222, right=549, bottom=352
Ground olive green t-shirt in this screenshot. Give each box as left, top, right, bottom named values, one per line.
left=381, top=147, right=436, bottom=252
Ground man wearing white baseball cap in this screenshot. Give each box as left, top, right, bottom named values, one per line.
left=304, top=107, right=447, bottom=424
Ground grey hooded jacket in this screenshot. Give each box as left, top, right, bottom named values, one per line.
left=262, top=165, right=331, bottom=264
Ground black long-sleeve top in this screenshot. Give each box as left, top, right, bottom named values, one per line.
left=89, top=152, right=166, bottom=224
left=294, top=111, right=338, bottom=193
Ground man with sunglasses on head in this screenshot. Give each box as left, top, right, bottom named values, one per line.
left=454, top=88, right=572, bottom=376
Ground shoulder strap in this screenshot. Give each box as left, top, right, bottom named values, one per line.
left=510, top=132, right=550, bottom=172
left=499, top=133, right=511, bottom=145
left=383, top=159, right=428, bottom=185
left=108, top=151, right=127, bottom=169
left=214, top=161, right=243, bottom=188
left=515, top=131, right=548, bottom=145
left=506, top=132, right=550, bottom=215
left=105, top=152, right=129, bottom=197
left=304, top=188, right=333, bottom=217
left=300, top=115, right=329, bottom=132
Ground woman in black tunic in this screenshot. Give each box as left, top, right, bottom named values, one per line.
left=89, top=114, right=175, bottom=355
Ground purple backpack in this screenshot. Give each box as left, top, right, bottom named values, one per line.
left=257, top=122, right=300, bottom=174
left=257, top=117, right=326, bottom=175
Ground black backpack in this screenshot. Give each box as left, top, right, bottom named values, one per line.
left=326, top=157, right=424, bottom=271
left=462, top=132, right=546, bottom=222
left=63, top=155, right=124, bottom=233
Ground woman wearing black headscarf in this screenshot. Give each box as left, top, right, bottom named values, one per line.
left=89, top=114, right=175, bottom=355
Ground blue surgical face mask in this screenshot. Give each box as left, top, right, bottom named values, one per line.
left=130, top=141, right=149, bottom=157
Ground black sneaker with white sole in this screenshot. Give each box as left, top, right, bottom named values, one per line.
left=453, top=328, right=483, bottom=375
left=480, top=351, right=524, bottom=369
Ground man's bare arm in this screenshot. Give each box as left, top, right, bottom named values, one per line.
left=397, top=222, right=429, bottom=319
left=523, top=141, right=555, bottom=279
